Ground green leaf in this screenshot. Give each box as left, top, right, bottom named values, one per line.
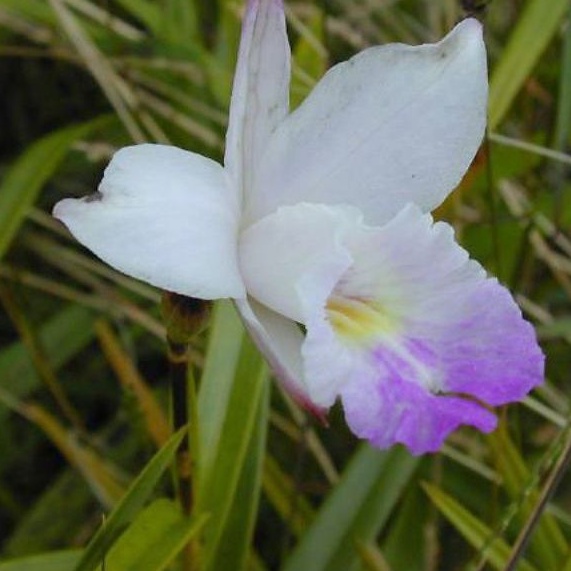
left=0, top=116, right=110, bottom=260
left=0, top=0, right=57, bottom=27
left=112, top=0, right=161, bottom=33
left=198, top=320, right=270, bottom=571
left=382, top=485, right=429, bottom=571
left=488, top=430, right=568, bottom=570
left=488, top=0, right=569, bottom=129
left=423, top=482, right=538, bottom=571
left=205, top=380, right=269, bottom=571
left=74, top=429, right=186, bottom=571
left=262, top=455, right=315, bottom=538
left=553, top=16, right=571, bottom=150
left=0, top=551, right=81, bottom=571
left=96, top=499, right=207, bottom=571
left=161, top=0, right=198, bottom=47
left=3, top=471, right=97, bottom=557
left=0, top=305, right=95, bottom=426
left=562, top=551, right=571, bottom=571
left=282, top=445, right=419, bottom=571
left=198, top=300, right=245, bottom=487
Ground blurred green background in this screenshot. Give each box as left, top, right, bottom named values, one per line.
left=0, top=0, right=570, bottom=570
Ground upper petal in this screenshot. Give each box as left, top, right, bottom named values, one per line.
left=224, top=0, right=291, bottom=193
left=245, top=18, right=487, bottom=225
left=53, top=144, right=245, bottom=299
left=239, top=203, right=356, bottom=405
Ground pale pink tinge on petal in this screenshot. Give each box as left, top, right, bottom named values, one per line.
left=235, top=297, right=327, bottom=420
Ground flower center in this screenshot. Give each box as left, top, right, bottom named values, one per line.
left=326, top=295, right=442, bottom=392
left=326, top=295, right=400, bottom=343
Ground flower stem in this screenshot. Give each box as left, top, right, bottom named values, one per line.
left=168, top=338, right=193, bottom=513
left=168, top=337, right=200, bottom=571
left=162, top=292, right=210, bottom=571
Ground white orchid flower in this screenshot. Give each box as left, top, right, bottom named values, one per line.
left=54, top=0, right=544, bottom=454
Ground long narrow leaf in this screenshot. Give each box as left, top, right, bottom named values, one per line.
left=0, top=551, right=81, bottom=571
left=96, top=499, right=207, bottom=571
left=22, top=404, right=125, bottom=508
left=74, top=429, right=185, bottom=571
left=0, top=305, right=95, bottom=426
left=0, top=117, right=109, bottom=259
left=423, top=482, right=538, bottom=571
left=487, top=429, right=568, bottom=570
left=199, top=334, right=269, bottom=571
left=198, top=300, right=244, bottom=487
left=205, top=380, right=269, bottom=571
left=282, top=445, right=419, bottom=571
left=488, top=0, right=569, bottom=129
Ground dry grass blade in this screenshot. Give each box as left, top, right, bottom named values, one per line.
left=0, top=396, right=126, bottom=509
left=0, top=7, right=53, bottom=43
left=0, top=263, right=166, bottom=339
left=66, top=0, right=145, bottom=41
left=136, top=90, right=223, bottom=149
left=504, top=422, right=571, bottom=570
left=490, top=133, right=571, bottom=167
left=48, top=0, right=145, bottom=142
left=95, top=319, right=171, bottom=448
left=24, top=231, right=160, bottom=302
left=0, top=281, right=85, bottom=432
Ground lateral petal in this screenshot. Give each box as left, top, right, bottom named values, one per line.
left=235, top=297, right=325, bottom=417
left=225, top=0, right=290, bottom=193
left=53, top=144, right=245, bottom=299
left=239, top=203, right=355, bottom=324
left=247, top=19, right=487, bottom=225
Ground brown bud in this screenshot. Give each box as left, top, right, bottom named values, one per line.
left=161, top=291, right=212, bottom=345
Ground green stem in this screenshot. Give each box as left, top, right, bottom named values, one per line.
left=168, top=337, right=201, bottom=571
left=168, top=338, right=193, bottom=515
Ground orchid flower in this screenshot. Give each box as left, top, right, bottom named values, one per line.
left=53, top=0, right=544, bottom=455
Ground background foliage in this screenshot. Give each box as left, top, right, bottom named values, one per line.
left=0, top=0, right=570, bottom=570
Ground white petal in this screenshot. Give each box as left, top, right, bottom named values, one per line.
left=239, top=203, right=355, bottom=323
left=246, top=19, right=487, bottom=225
left=224, top=0, right=290, bottom=193
left=235, top=297, right=325, bottom=416
left=53, top=144, right=245, bottom=299
left=239, top=203, right=358, bottom=407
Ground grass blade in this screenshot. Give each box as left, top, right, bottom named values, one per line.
left=488, top=0, right=569, bottom=129
left=97, top=499, right=207, bottom=571
left=197, top=300, right=244, bottom=487
left=423, top=482, right=538, bottom=571
left=0, top=551, right=81, bottom=571
left=0, top=117, right=109, bottom=260
left=74, top=429, right=185, bottom=571
left=282, top=445, right=419, bottom=571
left=198, top=334, right=269, bottom=571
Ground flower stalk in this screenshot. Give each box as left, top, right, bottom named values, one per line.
left=162, top=292, right=210, bottom=570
